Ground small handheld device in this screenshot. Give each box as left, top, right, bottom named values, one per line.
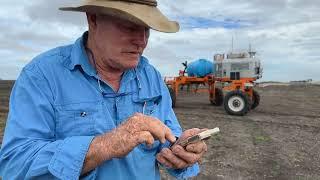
left=171, top=127, right=220, bottom=148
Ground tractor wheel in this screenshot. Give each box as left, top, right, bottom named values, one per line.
left=251, top=89, right=260, bottom=110
left=168, top=87, right=176, bottom=108
left=224, top=90, right=252, bottom=116
left=210, top=88, right=224, bottom=106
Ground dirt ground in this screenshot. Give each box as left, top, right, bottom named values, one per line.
left=161, top=85, right=320, bottom=180
left=1, top=81, right=320, bottom=179
left=0, top=80, right=12, bottom=144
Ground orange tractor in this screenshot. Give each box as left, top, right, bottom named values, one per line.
left=165, top=51, right=263, bottom=116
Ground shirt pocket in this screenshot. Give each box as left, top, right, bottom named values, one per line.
left=132, top=94, right=162, bottom=116
left=132, top=94, right=163, bottom=153
left=54, top=101, right=103, bottom=139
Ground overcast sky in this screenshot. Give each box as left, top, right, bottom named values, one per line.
left=0, top=0, right=319, bottom=81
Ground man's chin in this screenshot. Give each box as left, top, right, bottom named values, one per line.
left=128, top=62, right=139, bottom=69
left=128, top=57, right=140, bottom=65
left=114, top=56, right=140, bottom=71
left=121, top=60, right=139, bottom=71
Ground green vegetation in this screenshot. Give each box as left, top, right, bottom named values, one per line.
left=211, top=133, right=222, bottom=141
left=253, top=135, right=271, bottom=145
left=271, top=162, right=281, bottom=177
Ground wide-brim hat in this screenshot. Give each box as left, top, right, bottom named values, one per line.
left=59, top=0, right=179, bottom=33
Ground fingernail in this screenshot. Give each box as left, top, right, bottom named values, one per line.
left=171, top=135, right=177, bottom=142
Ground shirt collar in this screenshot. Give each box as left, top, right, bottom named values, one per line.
left=66, top=31, right=96, bottom=76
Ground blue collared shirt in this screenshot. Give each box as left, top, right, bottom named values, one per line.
left=0, top=33, right=199, bottom=180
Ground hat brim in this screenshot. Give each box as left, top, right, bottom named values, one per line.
left=59, top=1, right=179, bottom=33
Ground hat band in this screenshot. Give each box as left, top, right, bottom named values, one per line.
left=108, top=0, right=157, bottom=6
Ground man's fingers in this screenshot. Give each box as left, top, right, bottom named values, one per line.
left=186, top=141, right=207, bottom=154
left=148, top=118, right=173, bottom=143
left=164, top=126, right=176, bottom=143
left=156, top=153, right=174, bottom=169
left=181, top=128, right=207, bottom=139
left=160, top=148, right=189, bottom=169
left=172, top=145, right=202, bottom=165
left=180, top=128, right=200, bottom=139
left=134, top=131, right=154, bottom=146
left=140, top=115, right=175, bottom=144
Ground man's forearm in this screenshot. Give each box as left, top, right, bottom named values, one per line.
left=81, top=134, right=113, bottom=175
left=81, top=126, right=134, bottom=175
left=80, top=113, right=176, bottom=175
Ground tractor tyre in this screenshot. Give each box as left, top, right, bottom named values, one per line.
left=210, top=88, right=224, bottom=106
left=168, top=87, right=176, bottom=108
left=251, top=89, right=260, bottom=110
left=224, top=90, right=252, bottom=116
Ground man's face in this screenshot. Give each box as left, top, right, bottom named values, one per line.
left=91, top=14, right=150, bottom=71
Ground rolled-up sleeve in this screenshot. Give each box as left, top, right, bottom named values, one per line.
left=156, top=70, right=200, bottom=179
left=0, top=65, right=94, bottom=180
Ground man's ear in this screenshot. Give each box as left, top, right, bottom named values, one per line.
left=86, top=13, right=97, bottom=31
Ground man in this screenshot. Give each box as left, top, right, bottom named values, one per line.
left=0, top=0, right=208, bottom=179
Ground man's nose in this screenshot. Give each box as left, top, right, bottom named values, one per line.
left=132, top=29, right=148, bottom=47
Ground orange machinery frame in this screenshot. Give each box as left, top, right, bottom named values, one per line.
left=165, top=75, right=218, bottom=102
left=165, top=75, right=257, bottom=102
left=218, top=77, right=257, bottom=99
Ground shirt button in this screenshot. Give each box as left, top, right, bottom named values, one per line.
left=80, top=112, right=87, bottom=117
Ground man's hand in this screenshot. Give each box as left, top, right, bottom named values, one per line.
left=156, top=128, right=208, bottom=169
left=107, top=113, right=176, bottom=158
left=82, top=113, right=176, bottom=174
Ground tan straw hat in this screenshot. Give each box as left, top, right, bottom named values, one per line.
left=59, top=0, right=180, bottom=33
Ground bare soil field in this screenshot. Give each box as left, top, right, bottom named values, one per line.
left=1, top=81, right=320, bottom=179
left=162, top=85, right=320, bottom=180
left=0, top=80, right=13, bottom=144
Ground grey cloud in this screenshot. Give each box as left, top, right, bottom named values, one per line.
left=161, top=0, right=320, bottom=28
left=25, top=0, right=87, bottom=27
left=0, top=39, right=36, bottom=54
left=290, top=0, right=320, bottom=8
left=1, top=0, right=320, bottom=81
left=0, top=65, right=24, bottom=80
left=0, top=16, right=81, bottom=59
left=0, top=1, right=88, bottom=80
left=144, top=44, right=183, bottom=76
